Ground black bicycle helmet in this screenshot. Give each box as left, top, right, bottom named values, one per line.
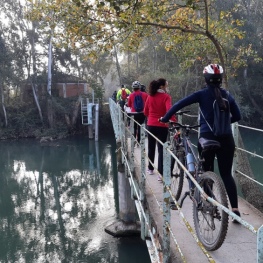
left=203, top=64, right=223, bottom=84
left=140, top=84, right=146, bottom=92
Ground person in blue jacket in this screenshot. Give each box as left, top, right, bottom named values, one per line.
left=160, top=63, right=241, bottom=222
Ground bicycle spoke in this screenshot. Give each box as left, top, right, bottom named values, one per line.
left=170, top=152, right=184, bottom=201
left=193, top=171, right=229, bottom=251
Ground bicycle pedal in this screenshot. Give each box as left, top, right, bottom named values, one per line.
left=170, top=202, right=178, bottom=210
left=171, top=173, right=180, bottom=178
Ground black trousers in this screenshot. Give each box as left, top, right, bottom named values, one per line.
left=198, top=132, right=238, bottom=209
left=118, top=100, right=126, bottom=111
left=131, top=113, right=145, bottom=144
left=147, top=126, right=168, bottom=176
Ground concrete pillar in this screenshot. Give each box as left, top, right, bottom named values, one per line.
left=117, top=141, right=137, bottom=222
left=104, top=141, right=140, bottom=236
left=94, top=104, right=99, bottom=141
left=63, top=83, right=67, bottom=98
left=88, top=125, right=93, bottom=139
left=88, top=103, right=94, bottom=139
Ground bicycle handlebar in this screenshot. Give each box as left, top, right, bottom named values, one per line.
left=175, top=110, right=190, bottom=116
left=168, top=121, right=200, bottom=130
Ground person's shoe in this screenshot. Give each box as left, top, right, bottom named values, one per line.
left=232, top=210, right=241, bottom=224
left=158, top=175, right=163, bottom=182
left=147, top=169, right=154, bottom=175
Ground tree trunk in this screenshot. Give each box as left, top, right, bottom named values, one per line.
left=71, top=96, right=81, bottom=126
left=31, top=81, right=43, bottom=124
left=0, top=83, right=7, bottom=127
left=30, top=21, right=44, bottom=124
left=114, top=45, right=122, bottom=85
left=47, top=35, right=52, bottom=96
left=64, top=96, right=81, bottom=131
left=47, top=98, right=54, bottom=128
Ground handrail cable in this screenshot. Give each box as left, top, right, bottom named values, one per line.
left=236, top=147, right=263, bottom=160
left=236, top=170, right=263, bottom=187
left=238, top=124, right=263, bottom=133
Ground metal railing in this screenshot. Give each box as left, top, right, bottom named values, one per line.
left=109, top=98, right=263, bottom=263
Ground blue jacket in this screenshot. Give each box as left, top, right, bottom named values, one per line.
left=161, top=86, right=241, bottom=134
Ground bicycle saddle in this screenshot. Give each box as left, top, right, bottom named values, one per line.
left=199, top=137, right=221, bottom=151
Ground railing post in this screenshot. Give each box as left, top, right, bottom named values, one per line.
left=111, top=100, right=121, bottom=142
left=130, top=116, right=135, bottom=172
left=163, top=142, right=171, bottom=263
left=140, top=124, right=146, bottom=240
left=118, top=106, right=124, bottom=163
left=232, top=122, right=239, bottom=178
left=258, top=225, right=263, bottom=263
left=95, top=103, right=99, bottom=141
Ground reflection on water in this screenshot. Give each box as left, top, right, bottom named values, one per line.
left=0, top=135, right=150, bottom=263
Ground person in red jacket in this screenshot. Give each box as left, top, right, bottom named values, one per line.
left=144, top=78, right=176, bottom=180
left=127, top=81, right=148, bottom=145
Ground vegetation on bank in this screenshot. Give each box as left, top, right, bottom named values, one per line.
left=0, top=96, right=112, bottom=140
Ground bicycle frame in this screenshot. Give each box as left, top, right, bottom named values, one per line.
left=168, top=120, right=201, bottom=205
left=178, top=124, right=201, bottom=204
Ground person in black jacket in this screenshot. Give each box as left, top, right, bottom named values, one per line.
left=111, top=90, right=117, bottom=103
left=160, top=64, right=241, bottom=222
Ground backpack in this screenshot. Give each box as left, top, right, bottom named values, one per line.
left=200, top=92, right=232, bottom=137
left=121, top=88, right=127, bottom=100
left=133, top=92, right=144, bottom=112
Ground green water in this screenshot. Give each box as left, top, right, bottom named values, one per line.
left=239, top=128, right=263, bottom=187
left=0, top=135, right=151, bottom=263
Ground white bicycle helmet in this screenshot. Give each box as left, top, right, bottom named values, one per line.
left=203, top=64, right=223, bottom=84
left=132, top=81, right=141, bottom=89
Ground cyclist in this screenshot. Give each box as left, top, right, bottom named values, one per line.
left=144, top=78, right=176, bottom=180
left=127, top=81, right=148, bottom=146
left=117, top=84, right=131, bottom=111
left=159, top=64, right=241, bottom=222
left=140, top=84, right=146, bottom=92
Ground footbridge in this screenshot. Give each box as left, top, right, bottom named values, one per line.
left=106, top=99, right=263, bottom=263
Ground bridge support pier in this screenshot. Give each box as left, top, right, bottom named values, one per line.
left=105, top=141, right=140, bottom=237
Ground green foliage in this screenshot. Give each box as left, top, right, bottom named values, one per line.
left=0, top=0, right=262, bottom=134
left=87, top=78, right=105, bottom=101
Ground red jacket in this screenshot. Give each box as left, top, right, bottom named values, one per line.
left=144, top=91, right=176, bottom=127
left=128, top=91, right=148, bottom=113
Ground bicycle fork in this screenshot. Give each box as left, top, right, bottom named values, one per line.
left=179, top=175, right=195, bottom=207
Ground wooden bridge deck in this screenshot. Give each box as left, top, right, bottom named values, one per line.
left=131, top=140, right=263, bottom=263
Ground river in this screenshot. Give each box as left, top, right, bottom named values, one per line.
left=0, top=128, right=262, bottom=263
left=239, top=128, right=263, bottom=188
left=0, top=135, right=151, bottom=263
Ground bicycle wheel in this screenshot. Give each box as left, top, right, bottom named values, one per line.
left=193, top=171, right=229, bottom=251
left=171, top=150, right=185, bottom=201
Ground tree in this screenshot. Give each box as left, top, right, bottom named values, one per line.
left=28, top=1, right=255, bottom=86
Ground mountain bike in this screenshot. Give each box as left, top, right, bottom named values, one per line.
left=168, top=120, right=229, bottom=251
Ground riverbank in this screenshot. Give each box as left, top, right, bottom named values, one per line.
left=0, top=102, right=113, bottom=141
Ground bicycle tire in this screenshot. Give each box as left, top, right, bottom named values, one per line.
left=193, top=171, right=229, bottom=251
left=171, top=151, right=185, bottom=201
